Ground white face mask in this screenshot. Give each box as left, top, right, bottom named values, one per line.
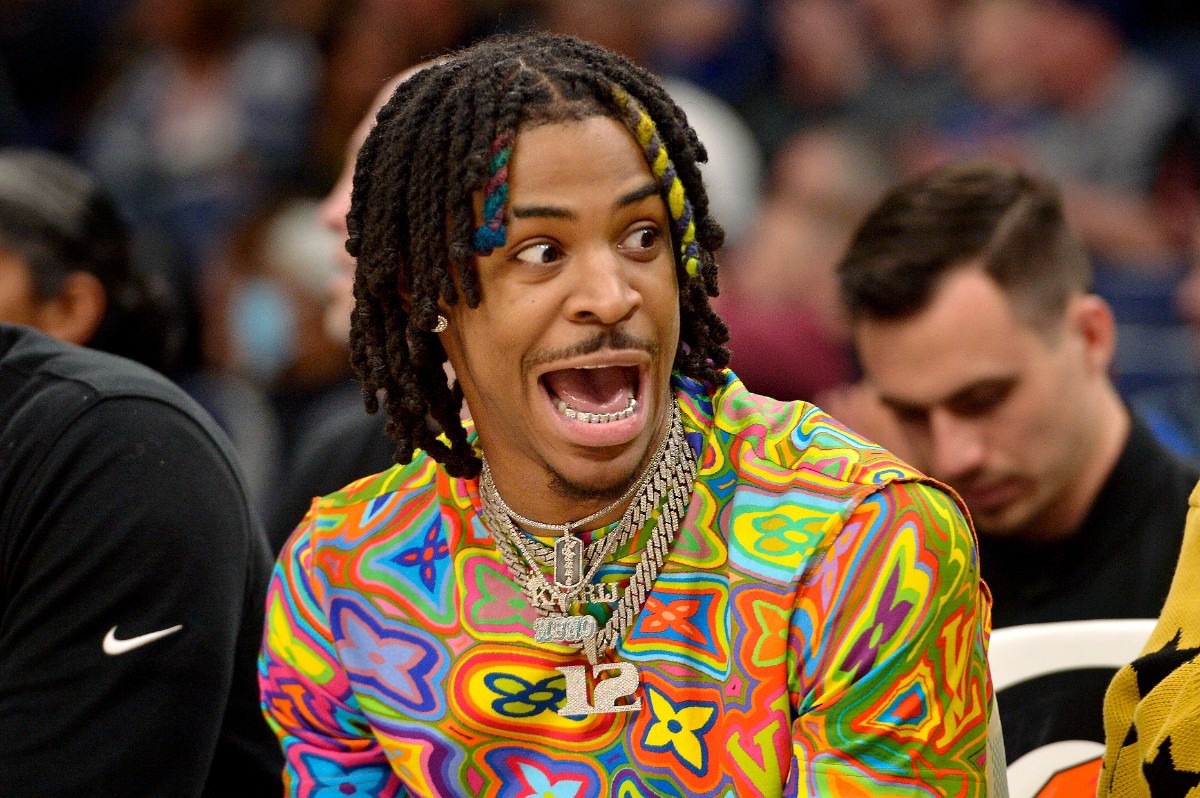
left=228, top=277, right=295, bottom=382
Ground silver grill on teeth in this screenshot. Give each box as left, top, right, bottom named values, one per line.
left=554, top=395, right=637, bottom=423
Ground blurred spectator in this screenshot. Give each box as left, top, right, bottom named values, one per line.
left=203, top=198, right=348, bottom=404
left=717, top=127, right=887, bottom=401
left=911, top=0, right=1043, bottom=172
left=79, top=0, right=321, bottom=275
left=837, top=161, right=1198, bottom=629
left=1025, top=0, right=1191, bottom=265
left=308, top=0, right=487, bottom=190
left=0, top=148, right=183, bottom=373
left=739, top=0, right=874, bottom=164
left=925, top=0, right=1193, bottom=267
left=199, top=196, right=357, bottom=517
left=855, top=0, right=971, bottom=151
left=743, top=0, right=968, bottom=169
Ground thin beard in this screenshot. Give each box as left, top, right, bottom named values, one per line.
left=547, top=468, right=636, bottom=504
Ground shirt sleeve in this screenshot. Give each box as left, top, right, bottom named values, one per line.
left=259, top=510, right=406, bottom=797
left=0, top=396, right=281, bottom=797
left=788, top=478, right=993, bottom=795
left=1099, top=480, right=1200, bottom=797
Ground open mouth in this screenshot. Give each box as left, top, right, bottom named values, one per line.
left=541, top=365, right=640, bottom=424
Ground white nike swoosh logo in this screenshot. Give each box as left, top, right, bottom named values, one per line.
left=102, top=624, right=184, bottom=656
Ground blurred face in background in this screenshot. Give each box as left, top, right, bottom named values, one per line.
left=954, top=0, right=1040, bottom=106
left=320, top=74, right=407, bottom=343
left=203, top=199, right=345, bottom=388
left=0, top=249, right=40, bottom=328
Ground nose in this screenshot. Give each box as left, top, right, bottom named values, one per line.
left=1176, top=263, right=1200, bottom=327
left=928, top=409, right=987, bottom=482
left=319, top=170, right=353, bottom=236
left=563, top=246, right=641, bottom=326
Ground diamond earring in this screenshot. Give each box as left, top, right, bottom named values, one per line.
left=432, top=315, right=448, bottom=333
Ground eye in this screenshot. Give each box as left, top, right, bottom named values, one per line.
left=618, top=226, right=662, bottom=254
left=891, top=405, right=930, bottom=429
left=514, top=242, right=563, bottom=266
left=949, top=381, right=1015, bottom=418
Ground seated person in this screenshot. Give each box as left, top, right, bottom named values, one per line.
left=259, top=32, right=993, bottom=796
left=837, top=161, right=1199, bottom=629
left=1099, top=478, right=1200, bottom=796
left=0, top=324, right=281, bottom=796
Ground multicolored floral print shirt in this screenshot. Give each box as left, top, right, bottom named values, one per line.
left=259, top=372, right=993, bottom=797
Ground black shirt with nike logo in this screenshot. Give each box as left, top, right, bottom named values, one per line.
left=0, top=324, right=282, bottom=797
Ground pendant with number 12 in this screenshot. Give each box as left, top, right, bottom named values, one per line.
left=556, top=661, right=642, bottom=716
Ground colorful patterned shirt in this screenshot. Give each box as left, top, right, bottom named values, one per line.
left=260, top=372, right=992, bottom=796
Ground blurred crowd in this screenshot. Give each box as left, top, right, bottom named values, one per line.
left=4, top=0, right=1200, bottom=533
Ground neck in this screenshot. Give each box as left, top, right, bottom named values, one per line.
left=481, top=404, right=677, bottom=534
left=1031, top=388, right=1130, bottom=542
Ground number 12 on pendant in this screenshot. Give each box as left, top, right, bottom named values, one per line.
left=556, top=662, right=642, bottom=716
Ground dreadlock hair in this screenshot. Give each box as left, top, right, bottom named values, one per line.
left=347, top=32, right=730, bottom=479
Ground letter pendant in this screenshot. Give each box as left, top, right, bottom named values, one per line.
left=553, top=532, right=585, bottom=589
left=556, top=661, right=642, bottom=716
left=533, top=613, right=598, bottom=644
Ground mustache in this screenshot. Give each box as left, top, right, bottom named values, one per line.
left=523, top=329, right=659, bottom=372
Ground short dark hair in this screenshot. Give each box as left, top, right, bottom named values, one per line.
left=347, top=32, right=730, bottom=479
left=0, top=149, right=182, bottom=372
left=837, top=161, right=1092, bottom=327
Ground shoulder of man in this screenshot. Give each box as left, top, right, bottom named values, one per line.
left=319, top=452, right=438, bottom=503
left=686, top=371, right=976, bottom=594
left=694, top=370, right=931, bottom=493
left=0, top=325, right=241, bottom=479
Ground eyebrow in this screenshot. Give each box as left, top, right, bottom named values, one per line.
left=510, top=181, right=661, bottom=220
left=618, top=182, right=660, bottom=207
left=879, top=376, right=1017, bottom=414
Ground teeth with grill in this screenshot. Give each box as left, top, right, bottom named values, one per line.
left=554, top=395, right=637, bottom=423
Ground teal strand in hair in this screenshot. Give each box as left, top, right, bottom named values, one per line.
left=473, top=133, right=514, bottom=254
left=611, top=86, right=703, bottom=278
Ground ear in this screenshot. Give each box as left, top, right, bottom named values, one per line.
left=1068, top=293, right=1116, bottom=375
left=35, top=271, right=107, bottom=346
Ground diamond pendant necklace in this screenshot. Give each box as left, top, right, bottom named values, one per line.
left=479, top=404, right=697, bottom=716
left=482, top=400, right=700, bottom=652
left=480, top=405, right=674, bottom=596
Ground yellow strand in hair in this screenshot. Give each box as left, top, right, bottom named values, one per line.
left=612, top=86, right=702, bottom=278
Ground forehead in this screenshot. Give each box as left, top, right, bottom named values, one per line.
left=506, top=116, right=653, bottom=197
left=855, top=268, right=1050, bottom=405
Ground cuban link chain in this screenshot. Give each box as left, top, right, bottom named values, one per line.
left=480, top=403, right=696, bottom=662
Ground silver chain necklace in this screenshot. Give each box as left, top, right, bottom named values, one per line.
left=479, top=403, right=675, bottom=602
left=479, top=403, right=696, bottom=661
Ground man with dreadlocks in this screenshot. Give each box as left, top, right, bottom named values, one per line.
left=259, top=32, right=992, bottom=796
